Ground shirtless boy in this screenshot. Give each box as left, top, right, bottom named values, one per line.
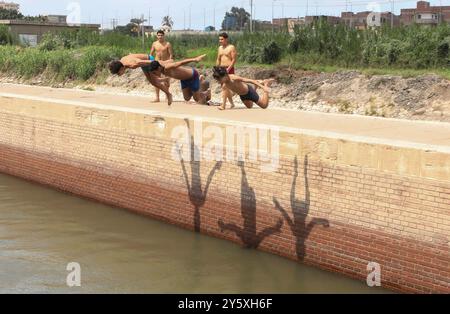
left=148, top=54, right=211, bottom=105
left=216, top=32, right=237, bottom=109
left=212, top=66, right=273, bottom=110
left=150, top=30, right=174, bottom=102
left=108, top=53, right=173, bottom=106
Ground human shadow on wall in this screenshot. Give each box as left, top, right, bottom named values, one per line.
left=179, top=119, right=222, bottom=233
left=273, top=155, right=329, bottom=261
left=218, top=161, right=283, bottom=249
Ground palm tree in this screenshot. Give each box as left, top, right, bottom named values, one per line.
left=161, top=16, right=174, bottom=29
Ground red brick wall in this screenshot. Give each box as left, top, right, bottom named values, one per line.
left=0, top=107, right=449, bottom=293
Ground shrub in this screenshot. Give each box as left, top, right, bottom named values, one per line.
left=0, top=24, right=13, bottom=45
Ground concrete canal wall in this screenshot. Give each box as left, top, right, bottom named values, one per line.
left=0, top=86, right=449, bottom=293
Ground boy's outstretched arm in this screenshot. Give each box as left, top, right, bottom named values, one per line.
left=164, top=54, right=207, bottom=70
left=233, top=75, right=266, bottom=90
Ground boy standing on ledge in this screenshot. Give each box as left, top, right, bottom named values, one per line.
left=216, top=32, right=237, bottom=109
left=150, top=30, right=174, bottom=103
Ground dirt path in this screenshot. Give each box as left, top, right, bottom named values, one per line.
left=1, top=66, right=449, bottom=123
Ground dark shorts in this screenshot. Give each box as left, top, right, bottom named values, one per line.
left=141, top=55, right=155, bottom=73
left=141, top=65, right=151, bottom=73
left=240, top=84, right=260, bottom=103
left=227, top=67, right=235, bottom=75
left=180, top=68, right=200, bottom=93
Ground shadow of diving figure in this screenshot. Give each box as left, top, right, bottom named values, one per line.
left=218, top=161, right=283, bottom=249
left=179, top=120, right=222, bottom=233
left=273, top=156, right=329, bottom=261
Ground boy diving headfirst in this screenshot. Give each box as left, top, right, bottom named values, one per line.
left=148, top=54, right=211, bottom=105
left=212, top=66, right=274, bottom=110
left=108, top=54, right=173, bottom=106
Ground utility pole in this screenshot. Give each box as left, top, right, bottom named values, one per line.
left=148, top=9, right=151, bottom=32
left=391, top=0, right=394, bottom=28
left=141, top=14, right=146, bottom=51
left=204, top=8, right=206, bottom=30
left=213, top=3, right=216, bottom=31
left=306, top=0, right=309, bottom=17
left=250, top=0, right=253, bottom=32
left=272, top=0, right=276, bottom=32
left=189, top=3, right=192, bottom=30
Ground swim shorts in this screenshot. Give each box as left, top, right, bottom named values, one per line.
left=239, top=84, right=260, bottom=103
left=180, top=68, right=200, bottom=93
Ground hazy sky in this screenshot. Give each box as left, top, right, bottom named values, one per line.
left=12, top=0, right=449, bottom=30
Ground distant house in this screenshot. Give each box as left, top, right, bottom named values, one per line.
left=253, top=20, right=272, bottom=32
left=0, top=18, right=100, bottom=46
left=47, top=15, right=67, bottom=24
left=272, top=18, right=305, bottom=33
left=0, top=1, right=19, bottom=11
left=305, top=15, right=341, bottom=26
left=341, top=11, right=400, bottom=29
left=401, top=1, right=450, bottom=26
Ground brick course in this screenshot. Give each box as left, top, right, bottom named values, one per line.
left=0, top=99, right=449, bottom=293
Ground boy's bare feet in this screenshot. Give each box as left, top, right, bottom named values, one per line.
left=203, top=89, right=212, bottom=103
left=167, top=93, right=173, bottom=106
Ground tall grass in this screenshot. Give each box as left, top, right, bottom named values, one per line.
left=0, top=22, right=449, bottom=82
left=289, top=21, right=450, bottom=69
left=0, top=45, right=127, bottom=80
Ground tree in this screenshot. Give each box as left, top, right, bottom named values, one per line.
left=116, top=23, right=139, bottom=37
left=0, top=8, right=23, bottom=20
left=161, top=16, right=174, bottom=29
left=221, top=7, right=250, bottom=31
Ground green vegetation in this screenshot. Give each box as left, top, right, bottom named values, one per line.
left=0, top=25, right=15, bottom=45
left=0, top=21, right=449, bottom=83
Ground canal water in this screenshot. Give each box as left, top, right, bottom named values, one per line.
left=0, top=173, right=389, bottom=294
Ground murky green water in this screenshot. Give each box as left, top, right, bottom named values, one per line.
left=0, top=173, right=390, bottom=294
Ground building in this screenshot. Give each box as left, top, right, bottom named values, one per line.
left=401, top=1, right=450, bottom=26
left=47, top=15, right=67, bottom=24
left=272, top=18, right=289, bottom=29
left=305, top=15, right=341, bottom=26
left=222, top=15, right=237, bottom=30
left=0, top=1, right=19, bottom=11
left=287, top=18, right=305, bottom=33
left=253, top=20, right=273, bottom=32
left=341, top=11, right=400, bottom=29
left=272, top=17, right=305, bottom=32
left=0, top=19, right=100, bottom=46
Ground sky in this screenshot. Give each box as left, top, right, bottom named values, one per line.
left=11, top=0, right=450, bottom=30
